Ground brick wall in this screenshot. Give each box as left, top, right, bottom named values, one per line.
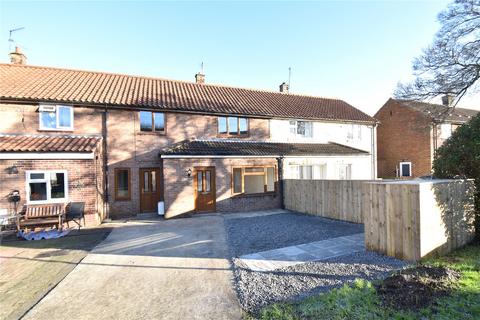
left=163, top=158, right=282, bottom=218
left=0, top=157, right=103, bottom=226
left=375, top=99, right=433, bottom=178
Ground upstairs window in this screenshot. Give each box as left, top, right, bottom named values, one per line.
left=26, top=170, right=68, bottom=204
left=140, top=111, right=165, bottom=132
left=347, top=124, right=362, bottom=140
left=289, top=120, right=313, bottom=138
left=39, top=105, right=73, bottom=131
left=218, top=117, right=248, bottom=135
left=440, top=123, right=452, bottom=139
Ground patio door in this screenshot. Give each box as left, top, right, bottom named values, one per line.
left=139, top=168, right=162, bottom=213
left=194, top=167, right=216, bottom=212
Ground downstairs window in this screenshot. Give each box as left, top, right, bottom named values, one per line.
left=26, top=171, right=68, bottom=204
left=232, top=166, right=275, bottom=195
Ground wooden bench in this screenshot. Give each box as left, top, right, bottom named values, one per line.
left=16, top=203, right=66, bottom=231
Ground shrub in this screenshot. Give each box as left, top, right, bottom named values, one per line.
left=433, top=112, right=480, bottom=237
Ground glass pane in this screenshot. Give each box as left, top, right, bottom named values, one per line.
left=266, top=167, right=275, bottom=192
left=139, top=111, right=153, bottom=131
left=30, top=173, right=45, bottom=180
left=58, top=106, right=72, bottom=128
left=205, top=171, right=211, bottom=192
left=233, top=168, right=242, bottom=193
left=117, top=170, right=129, bottom=198
left=30, top=182, right=47, bottom=201
left=197, top=171, right=203, bottom=192
left=302, top=166, right=313, bottom=180
left=50, top=172, right=65, bottom=199
left=41, top=111, right=56, bottom=129
left=228, top=117, right=238, bottom=134
left=244, top=167, right=264, bottom=173
left=151, top=171, right=156, bottom=192
left=218, top=117, right=227, bottom=134
left=244, top=175, right=264, bottom=194
left=239, top=118, right=248, bottom=134
left=401, top=164, right=410, bottom=177
left=144, top=172, right=149, bottom=192
left=304, top=122, right=313, bottom=138
left=297, top=121, right=306, bottom=136
left=154, top=113, right=165, bottom=131
left=289, top=121, right=296, bottom=135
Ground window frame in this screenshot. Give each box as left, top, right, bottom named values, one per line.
left=114, top=168, right=131, bottom=201
left=217, top=116, right=249, bottom=136
left=289, top=120, right=313, bottom=138
left=231, top=166, right=276, bottom=195
left=399, top=161, right=412, bottom=177
left=25, top=170, right=69, bottom=204
left=139, top=111, right=166, bottom=134
left=38, top=105, right=74, bottom=131
left=440, top=123, right=452, bottom=139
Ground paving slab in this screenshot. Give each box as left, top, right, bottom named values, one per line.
left=239, top=233, right=365, bottom=272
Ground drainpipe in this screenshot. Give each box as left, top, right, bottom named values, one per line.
left=276, top=156, right=285, bottom=209
left=371, top=123, right=377, bottom=180
left=102, top=105, right=110, bottom=220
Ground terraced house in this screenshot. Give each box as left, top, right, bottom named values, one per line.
left=0, top=49, right=377, bottom=225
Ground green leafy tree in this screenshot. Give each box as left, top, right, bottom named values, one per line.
left=433, top=113, right=480, bottom=236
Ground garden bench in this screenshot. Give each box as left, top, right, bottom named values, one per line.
left=16, top=203, right=66, bottom=231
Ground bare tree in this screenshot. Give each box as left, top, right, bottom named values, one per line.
left=395, top=0, right=480, bottom=106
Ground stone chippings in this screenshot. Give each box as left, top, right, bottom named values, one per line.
left=224, top=214, right=409, bottom=314
left=225, top=212, right=364, bottom=257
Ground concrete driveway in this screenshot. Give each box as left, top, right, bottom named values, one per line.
left=23, top=214, right=241, bottom=320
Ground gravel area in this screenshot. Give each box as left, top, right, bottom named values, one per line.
left=225, top=212, right=364, bottom=257
left=233, top=250, right=409, bottom=314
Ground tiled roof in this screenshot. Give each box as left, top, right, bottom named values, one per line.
left=160, top=139, right=369, bottom=157
left=0, top=63, right=376, bottom=123
left=393, top=99, right=479, bottom=123
left=0, top=135, right=101, bottom=152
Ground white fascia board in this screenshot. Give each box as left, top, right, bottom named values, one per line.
left=0, top=152, right=95, bottom=160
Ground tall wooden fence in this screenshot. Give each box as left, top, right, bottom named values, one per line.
left=284, top=179, right=476, bottom=261
left=283, top=179, right=370, bottom=223
left=363, top=180, right=476, bottom=261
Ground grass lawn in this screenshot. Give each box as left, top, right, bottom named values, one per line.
left=256, top=244, right=480, bottom=320
left=0, top=227, right=111, bottom=320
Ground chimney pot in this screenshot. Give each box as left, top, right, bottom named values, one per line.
left=9, top=46, right=27, bottom=65
left=442, top=94, right=454, bottom=107
left=195, top=72, right=205, bottom=84
left=279, top=82, right=289, bottom=94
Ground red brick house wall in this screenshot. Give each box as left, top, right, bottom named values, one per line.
left=375, top=99, right=433, bottom=178
left=163, top=157, right=282, bottom=218
left=0, top=154, right=104, bottom=226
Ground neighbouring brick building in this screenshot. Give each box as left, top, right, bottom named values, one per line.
left=375, top=98, right=478, bottom=179
left=0, top=49, right=377, bottom=224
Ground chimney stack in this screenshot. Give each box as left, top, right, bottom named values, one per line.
left=441, top=94, right=454, bottom=107
left=280, top=82, right=288, bottom=93
left=279, top=82, right=289, bottom=94
left=195, top=72, right=205, bottom=84
left=9, top=46, right=27, bottom=65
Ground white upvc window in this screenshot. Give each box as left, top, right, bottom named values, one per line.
left=399, top=162, right=412, bottom=177
left=347, top=124, right=362, bottom=141
left=440, top=123, right=452, bottom=139
left=289, top=120, right=313, bottom=138
left=26, top=170, right=68, bottom=204
left=338, top=164, right=352, bottom=180
left=289, top=164, right=327, bottom=180
left=39, top=105, right=74, bottom=131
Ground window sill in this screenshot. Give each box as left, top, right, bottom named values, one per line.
left=231, top=192, right=277, bottom=198
left=217, top=134, right=249, bottom=138
left=137, top=131, right=166, bottom=136
left=38, top=129, right=74, bottom=133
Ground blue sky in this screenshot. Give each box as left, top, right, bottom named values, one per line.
left=1, top=0, right=477, bottom=114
